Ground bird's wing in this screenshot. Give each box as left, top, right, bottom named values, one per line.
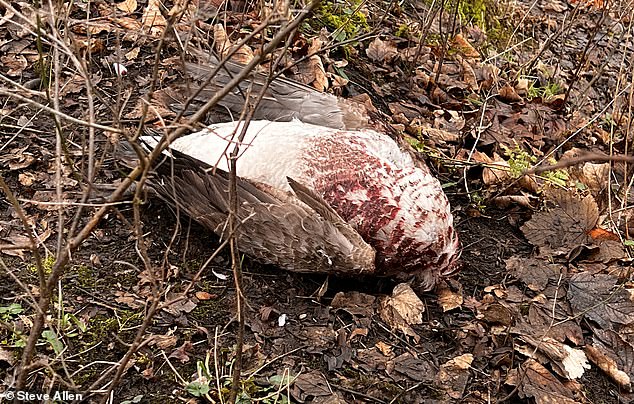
left=174, top=51, right=371, bottom=130
left=134, top=144, right=376, bottom=275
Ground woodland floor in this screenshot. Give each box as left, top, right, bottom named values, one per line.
left=1, top=0, right=634, bottom=403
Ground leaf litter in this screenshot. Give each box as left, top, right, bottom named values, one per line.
left=0, top=0, right=633, bottom=402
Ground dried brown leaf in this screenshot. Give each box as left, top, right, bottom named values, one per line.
left=331, top=291, right=376, bottom=318
left=437, top=283, right=463, bottom=311
left=584, top=345, right=631, bottom=390
left=125, top=47, right=140, bottom=60
left=213, top=23, right=230, bottom=56
left=18, top=172, right=35, bottom=186
left=499, top=83, right=523, bottom=103
left=195, top=291, right=216, bottom=300
left=379, top=283, right=424, bottom=341
left=581, top=162, right=609, bottom=193
left=375, top=341, right=393, bottom=356
left=116, top=0, right=137, bottom=13
left=60, top=74, right=87, bottom=96
left=452, top=33, right=480, bottom=58
left=515, top=78, right=530, bottom=95
left=460, top=57, right=478, bottom=91
left=434, top=354, right=473, bottom=399
left=142, top=0, right=167, bottom=38
left=163, top=293, right=197, bottom=316
left=292, top=371, right=330, bottom=400
left=520, top=335, right=590, bottom=379
left=8, top=154, right=35, bottom=170
left=479, top=302, right=514, bottom=326
left=152, top=334, right=178, bottom=349
left=297, top=55, right=328, bottom=92
left=569, top=272, right=634, bottom=329
left=169, top=341, right=193, bottom=363
left=492, top=194, right=534, bottom=208
left=506, top=257, right=563, bottom=292
left=506, top=359, right=578, bottom=403
left=31, top=191, right=73, bottom=211
left=482, top=153, right=512, bottom=185
left=114, top=291, right=144, bottom=309
left=389, top=352, right=436, bottom=382
left=0, top=347, right=15, bottom=366
left=424, top=127, right=460, bottom=143
left=543, top=0, right=569, bottom=12
left=113, top=16, right=142, bottom=32
left=366, top=38, right=398, bottom=63
left=1, top=54, right=27, bottom=76
left=521, top=190, right=598, bottom=253
left=588, top=328, right=633, bottom=390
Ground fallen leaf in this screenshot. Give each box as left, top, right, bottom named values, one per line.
left=453, top=33, right=480, bottom=58
left=587, top=227, right=619, bottom=241
left=292, top=371, right=330, bottom=401
left=379, top=283, right=424, bottom=341
left=142, top=0, right=167, bottom=38
left=152, top=334, right=178, bottom=349
left=479, top=302, right=514, bottom=326
left=116, top=0, right=137, bottom=13
left=169, top=341, right=193, bottom=363
left=521, top=190, right=599, bottom=254
left=481, top=153, right=512, bottom=186
left=499, top=83, right=523, bottom=103
left=543, top=0, right=569, bottom=12
left=366, top=37, right=398, bottom=63
left=519, top=335, right=590, bottom=379
left=585, top=330, right=633, bottom=391
left=389, top=352, right=436, bottom=382
left=213, top=23, right=230, bottom=56
left=515, top=78, right=530, bottom=95
left=506, top=257, right=563, bottom=292
left=375, top=341, right=393, bottom=356
left=492, top=194, right=534, bottom=208
left=114, top=291, right=144, bottom=309
left=163, top=293, right=197, bottom=316
left=8, top=154, right=35, bottom=170
left=506, top=359, right=577, bottom=403
left=349, top=327, right=368, bottom=340
left=124, top=47, right=140, bottom=61
left=195, top=291, right=216, bottom=300
left=297, top=55, right=328, bottom=92
left=0, top=347, right=15, bottom=366
left=569, top=272, right=634, bottom=329
left=434, top=354, right=473, bottom=399
left=461, top=57, right=478, bottom=91
left=331, top=291, right=376, bottom=318
left=18, top=172, right=35, bottom=186
left=437, top=283, right=463, bottom=311
left=424, top=127, right=460, bottom=143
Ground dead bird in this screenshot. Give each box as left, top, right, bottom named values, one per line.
left=130, top=60, right=460, bottom=290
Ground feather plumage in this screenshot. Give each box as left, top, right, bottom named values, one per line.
left=140, top=119, right=459, bottom=290
left=129, top=57, right=459, bottom=289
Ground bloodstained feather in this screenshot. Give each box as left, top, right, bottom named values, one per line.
left=303, top=132, right=454, bottom=278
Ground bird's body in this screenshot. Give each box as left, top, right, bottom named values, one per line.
left=143, top=119, right=458, bottom=289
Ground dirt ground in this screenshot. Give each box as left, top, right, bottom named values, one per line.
left=1, top=0, right=634, bottom=403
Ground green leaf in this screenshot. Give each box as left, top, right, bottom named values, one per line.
left=42, top=330, right=64, bottom=354
left=62, top=313, right=87, bottom=332
left=120, top=395, right=144, bottom=404
left=269, top=373, right=296, bottom=387
left=186, top=381, right=210, bottom=397
left=0, top=303, right=23, bottom=316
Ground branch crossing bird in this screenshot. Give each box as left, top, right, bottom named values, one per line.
left=130, top=57, right=460, bottom=290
